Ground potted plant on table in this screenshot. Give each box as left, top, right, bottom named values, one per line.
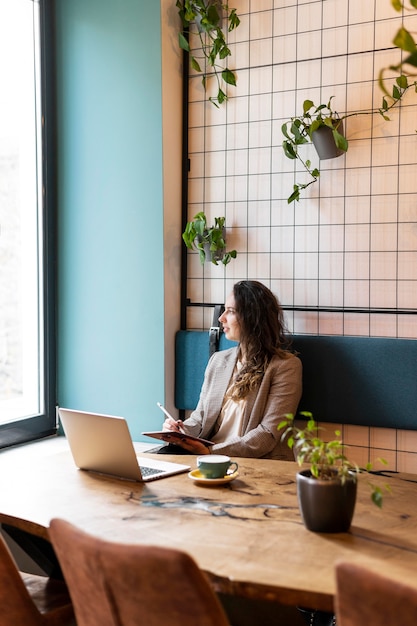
left=176, top=0, right=240, bottom=106
left=278, top=412, right=389, bottom=533
left=182, top=211, right=237, bottom=265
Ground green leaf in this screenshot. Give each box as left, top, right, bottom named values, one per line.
left=322, top=117, right=334, bottom=129
left=309, top=119, right=322, bottom=134
left=288, top=186, right=300, bottom=203
left=219, top=45, right=232, bottom=61
left=283, top=140, right=298, bottom=160
left=178, top=32, right=190, bottom=52
left=229, top=9, right=240, bottom=31
left=222, top=68, right=236, bottom=86
left=333, top=129, right=348, bottom=151
left=290, top=120, right=308, bottom=144
left=303, top=99, right=314, bottom=114
left=191, top=56, right=202, bottom=73
left=217, top=88, right=227, bottom=104
left=402, top=50, right=417, bottom=68
left=397, top=74, right=409, bottom=89
left=371, top=489, right=383, bottom=508
left=206, top=4, right=220, bottom=27
left=391, top=0, right=403, bottom=10
left=393, top=27, right=416, bottom=54
left=281, top=123, right=291, bottom=140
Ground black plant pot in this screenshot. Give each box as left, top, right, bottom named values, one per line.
left=311, top=121, right=345, bottom=160
left=296, top=469, right=357, bottom=533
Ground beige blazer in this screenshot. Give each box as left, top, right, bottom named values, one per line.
left=183, top=347, right=302, bottom=460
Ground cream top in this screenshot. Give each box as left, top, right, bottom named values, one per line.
left=211, top=361, right=245, bottom=443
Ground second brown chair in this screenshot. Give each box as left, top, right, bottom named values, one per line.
left=335, top=561, right=417, bottom=626
left=0, top=530, right=74, bottom=626
left=49, top=518, right=230, bottom=626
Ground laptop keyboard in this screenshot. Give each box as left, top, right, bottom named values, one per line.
left=140, top=465, right=164, bottom=477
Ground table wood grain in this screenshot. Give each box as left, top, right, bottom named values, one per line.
left=0, top=436, right=416, bottom=612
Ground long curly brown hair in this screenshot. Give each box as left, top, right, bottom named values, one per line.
left=228, top=281, right=292, bottom=401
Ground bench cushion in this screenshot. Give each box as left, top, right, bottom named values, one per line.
left=175, top=331, right=236, bottom=412
left=292, top=335, right=417, bottom=430
left=175, top=331, right=417, bottom=430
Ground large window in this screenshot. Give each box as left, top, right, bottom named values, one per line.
left=0, top=0, right=55, bottom=446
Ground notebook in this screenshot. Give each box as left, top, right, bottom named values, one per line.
left=142, top=431, right=214, bottom=447
left=58, top=407, right=191, bottom=482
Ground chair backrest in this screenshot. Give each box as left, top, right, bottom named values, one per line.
left=0, top=533, right=47, bottom=626
left=49, top=518, right=230, bottom=626
left=335, top=561, right=417, bottom=626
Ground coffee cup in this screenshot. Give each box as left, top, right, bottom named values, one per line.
left=197, top=455, right=238, bottom=479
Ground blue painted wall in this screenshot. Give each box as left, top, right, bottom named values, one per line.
left=55, top=0, right=165, bottom=439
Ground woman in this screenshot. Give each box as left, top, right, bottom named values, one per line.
left=163, top=281, right=302, bottom=459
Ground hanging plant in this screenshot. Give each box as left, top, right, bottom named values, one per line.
left=378, top=1, right=417, bottom=97
left=281, top=84, right=415, bottom=204
left=182, top=212, right=237, bottom=265
left=176, top=0, right=240, bottom=106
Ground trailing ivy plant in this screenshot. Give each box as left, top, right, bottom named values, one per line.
left=282, top=97, right=347, bottom=204
left=378, top=1, right=417, bottom=98
left=282, top=81, right=416, bottom=204
left=176, top=0, right=240, bottom=106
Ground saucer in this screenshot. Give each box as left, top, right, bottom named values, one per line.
left=188, top=469, right=239, bottom=485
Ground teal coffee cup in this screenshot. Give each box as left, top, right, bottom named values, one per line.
left=197, top=455, right=238, bottom=479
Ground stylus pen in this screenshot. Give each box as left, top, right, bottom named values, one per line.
left=157, top=402, right=186, bottom=433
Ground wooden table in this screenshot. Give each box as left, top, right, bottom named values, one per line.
left=1, top=436, right=417, bottom=612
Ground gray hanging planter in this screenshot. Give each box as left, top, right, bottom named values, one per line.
left=311, top=121, right=345, bottom=160
left=203, top=232, right=225, bottom=264
left=194, top=0, right=223, bottom=32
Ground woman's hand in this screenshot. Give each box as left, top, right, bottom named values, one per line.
left=162, top=417, right=184, bottom=432
left=162, top=418, right=211, bottom=454
left=175, top=439, right=211, bottom=455
left=161, top=420, right=211, bottom=454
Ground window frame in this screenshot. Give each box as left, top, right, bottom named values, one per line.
left=0, top=0, right=56, bottom=448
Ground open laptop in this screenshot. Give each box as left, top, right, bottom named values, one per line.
left=58, top=407, right=191, bottom=482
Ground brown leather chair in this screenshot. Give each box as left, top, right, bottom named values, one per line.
left=49, top=518, right=230, bottom=626
left=0, top=531, right=74, bottom=625
left=335, top=561, right=417, bottom=625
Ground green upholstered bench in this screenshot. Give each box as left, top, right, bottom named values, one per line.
left=175, top=330, right=417, bottom=430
